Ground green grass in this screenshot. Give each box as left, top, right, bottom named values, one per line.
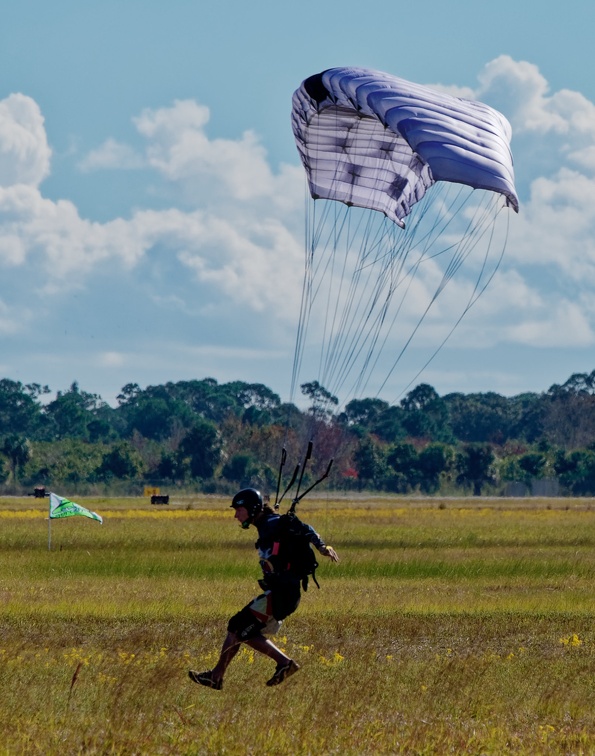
left=1, top=495, right=595, bottom=753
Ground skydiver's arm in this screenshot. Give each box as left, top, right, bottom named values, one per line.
left=289, top=517, right=340, bottom=562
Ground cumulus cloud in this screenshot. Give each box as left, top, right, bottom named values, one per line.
left=0, top=94, right=51, bottom=187
left=134, top=100, right=271, bottom=199
left=477, top=56, right=595, bottom=140
left=0, top=96, right=302, bottom=314
left=446, top=56, right=595, bottom=347
left=79, top=99, right=303, bottom=213
left=0, top=183, right=147, bottom=282
left=78, top=138, right=144, bottom=172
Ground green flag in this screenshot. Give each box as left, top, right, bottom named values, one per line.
left=49, top=492, right=103, bottom=524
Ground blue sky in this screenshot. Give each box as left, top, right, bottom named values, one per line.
left=2, top=0, right=595, bottom=406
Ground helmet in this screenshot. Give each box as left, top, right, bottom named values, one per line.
left=230, top=488, right=264, bottom=522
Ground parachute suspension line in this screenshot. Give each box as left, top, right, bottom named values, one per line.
left=391, top=204, right=510, bottom=404
left=383, top=193, right=511, bottom=403
left=357, top=186, right=500, bottom=400
left=288, top=178, right=317, bottom=408
left=296, top=176, right=511, bottom=419
left=322, top=182, right=452, bottom=404
left=319, top=211, right=388, bottom=398
left=313, top=209, right=386, bottom=402
left=333, top=220, right=406, bottom=398
left=316, top=203, right=348, bottom=390
left=346, top=223, right=416, bottom=398
left=436, top=190, right=503, bottom=289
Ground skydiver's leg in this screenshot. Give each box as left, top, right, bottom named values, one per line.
left=206, top=597, right=272, bottom=683
left=210, top=631, right=242, bottom=682
left=245, top=634, right=291, bottom=666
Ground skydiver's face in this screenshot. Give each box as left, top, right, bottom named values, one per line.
left=233, top=506, right=250, bottom=525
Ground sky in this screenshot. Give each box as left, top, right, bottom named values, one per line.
left=2, top=0, right=595, bottom=407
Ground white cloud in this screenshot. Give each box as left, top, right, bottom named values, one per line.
left=133, top=99, right=280, bottom=202
left=78, top=138, right=144, bottom=172
left=0, top=94, right=51, bottom=187
left=476, top=56, right=570, bottom=134
left=0, top=296, right=30, bottom=335
left=96, top=351, right=127, bottom=367
left=506, top=300, right=594, bottom=347
left=475, top=55, right=595, bottom=159
left=0, top=183, right=147, bottom=282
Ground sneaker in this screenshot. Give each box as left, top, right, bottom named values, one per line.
left=188, top=669, right=223, bottom=690
left=266, top=659, right=300, bottom=687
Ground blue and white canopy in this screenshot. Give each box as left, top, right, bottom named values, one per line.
left=292, top=67, right=518, bottom=227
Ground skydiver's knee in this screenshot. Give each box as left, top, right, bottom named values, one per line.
left=227, top=606, right=266, bottom=641
left=225, top=630, right=242, bottom=645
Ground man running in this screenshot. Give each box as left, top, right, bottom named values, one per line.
left=189, top=488, right=339, bottom=689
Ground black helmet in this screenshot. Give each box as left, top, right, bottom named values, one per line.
left=230, top=488, right=264, bottom=521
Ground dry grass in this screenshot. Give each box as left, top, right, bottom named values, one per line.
left=1, top=494, right=595, bottom=754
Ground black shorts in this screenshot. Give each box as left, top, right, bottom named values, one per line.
left=227, top=577, right=301, bottom=640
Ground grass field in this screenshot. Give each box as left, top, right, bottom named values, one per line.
left=1, top=493, right=595, bottom=754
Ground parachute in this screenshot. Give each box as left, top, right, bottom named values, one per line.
left=289, top=67, right=519, bottom=412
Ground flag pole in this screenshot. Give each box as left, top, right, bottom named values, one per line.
left=48, top=494, right=51, bottom=551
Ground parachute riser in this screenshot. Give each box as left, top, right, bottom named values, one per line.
left=289, top=458, right=333, bottom=515
left=274, top=441, right=333, bottom=514
left=274, top=447, right=287, bottom=510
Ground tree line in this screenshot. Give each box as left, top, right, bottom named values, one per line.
left=1, top=370, right=595, bottom=496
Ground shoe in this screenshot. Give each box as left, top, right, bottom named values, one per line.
left=266, top=659, right=300, bottom=687
left=188, top=669, right=223, bottom=690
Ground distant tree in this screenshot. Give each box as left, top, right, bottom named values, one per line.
left=342, top=398, right=390, bottom=429
left=167, top=378, right=241, bottom=423
left=177, top=419, right=221, bottom=479
left=400, top=384, right=452, bottom=442
left=230, top=382, right=281, bottom=411
left=116, top=383, right=142, bottom=403
left=300, top=381, right=338, bottom=421
left=417, top=444, right=452, bottom=493
left=455, top=444, right=496, bottom=496
left=96, top=442, right=144, bottom=480
left=372, top=405, right=407, bottom=444
left=87, top=414, right=118, bottom=443
left=353, top=438, right=386, bottom=488
left=43, top=382, right=106, bottom=441
left=242, top=405, right=273, bottom=427
left=0, top=457, right=8, bottom=484
left=386, top=442, right=419, bottom=492
left=553, top=449, right=595, bottom=495
left=541, top=392, right=595, bottom=449
left=508, top=393, right=545, bottom=443
left=400, top=383, right=440, bottom=412
left=518, top=452, right=547, bottom=482
left=118, top=385, right=194, bottom=441
left=0, top=379, right=46, bottom=437
left=24, top=439, right=105, bottom=484
left=221, top=453, right=259, bottom=485
left=1, top=434, right=32, bottom=484
left=549, top=371, right=595, bottom=396
left=445, top=392, right=513, bottom=444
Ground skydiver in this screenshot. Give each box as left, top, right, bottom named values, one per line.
left=188, top=488, right=339, bottom=689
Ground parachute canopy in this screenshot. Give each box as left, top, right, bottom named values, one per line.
left=292, top=67, right=518, bottom=228
left=288, top=67, right=519, bottom=413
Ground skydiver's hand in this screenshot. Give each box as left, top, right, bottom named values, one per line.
left=321, top=545, right=339, bottom=563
